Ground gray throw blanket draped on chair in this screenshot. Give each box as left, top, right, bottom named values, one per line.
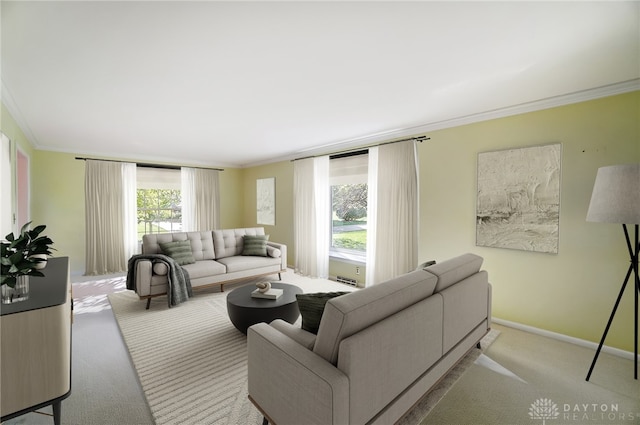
left=127, top=254, right=192, bottom=307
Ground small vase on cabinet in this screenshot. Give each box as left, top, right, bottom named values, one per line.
left=1, top=276, right=29, bottom=304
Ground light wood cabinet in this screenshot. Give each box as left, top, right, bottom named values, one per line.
left=1, top=257, right=72, bottom=425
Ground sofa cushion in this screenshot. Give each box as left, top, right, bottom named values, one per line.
left=182, top=260, right=226, bottom=280
left=159, top=240, right=195, bottom=266
left=426, top=253, right=483, bottom=293
left=313, top=269, right=438, bottom=364
left=242, top=234, right=270, bottom=256
left=337, top=295, right=444, bottom=425
left=142, top=231, right=215, bottom=261
left=185, top=231, right=216, bottom=261
left=296, top=292, right=349, bottom=334
left=216, top=255, right=281, bottom=273
left=213, top=228, right=266, bottom=259
left=441, top=270, right=489, bottom=353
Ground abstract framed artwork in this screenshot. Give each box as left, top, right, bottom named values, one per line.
left=476, top=143, right=562, bottom=254
left=257, top=177, right=275, bottom=226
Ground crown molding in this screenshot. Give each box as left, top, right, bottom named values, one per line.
left=248, top=79, right=640, bottom=168
left=3, top=76, right=638, bottom=168
left=1, top=80, right=40, bottom=148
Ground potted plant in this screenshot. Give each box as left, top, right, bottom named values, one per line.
left=1, top=222, right=54, bottom=303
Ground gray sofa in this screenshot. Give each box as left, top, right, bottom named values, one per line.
left=131, top=227, right=287, bottom=308
left=247, top=253, right=491, bottom=425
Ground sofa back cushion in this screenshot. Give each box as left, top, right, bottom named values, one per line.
left=313, top=269, right=438, bottom=365
left=441, top=270, right=489, bottom=353
left=212, top=228, right=265, bottom=259
left=337, top=295, right=444, bottom=424
left=142, top=231, right=215, bottom=261
left=425, top=253, right=483, bottom=293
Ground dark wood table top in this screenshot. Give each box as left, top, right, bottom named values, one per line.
left=1, top=257, right=69, bottom=316
left=226, top=282, right=302, bottom=309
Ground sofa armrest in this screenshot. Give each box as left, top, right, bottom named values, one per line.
left=269, top=319, right=317, bottom=349
left=134, top=259, right=152, bottom=297
left=267, top=241, right=287, bottom=270
left=247, top=323, right=349, bottom=425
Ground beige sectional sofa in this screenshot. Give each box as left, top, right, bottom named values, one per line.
left=131, top=227, right=287, bottom=308
left=247, top=253, right=491, bottom=425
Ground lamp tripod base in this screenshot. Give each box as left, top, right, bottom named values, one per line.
left=586, top=224, right=639, bottom=381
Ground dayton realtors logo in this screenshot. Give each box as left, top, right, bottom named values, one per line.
left=529, top=398, right=560, bottom=425
left=530, top=398, right=638, bottom=423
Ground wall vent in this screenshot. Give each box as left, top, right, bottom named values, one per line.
left=336, top=276, right=357, bottom=286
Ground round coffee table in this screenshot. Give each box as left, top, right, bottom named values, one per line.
left=226, top=282, right=303, bottom=334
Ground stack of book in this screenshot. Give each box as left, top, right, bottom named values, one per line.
left=251, top=287, right=283, bottom=300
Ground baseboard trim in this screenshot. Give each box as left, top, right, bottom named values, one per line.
left=492, top=317, right=638, bottom=362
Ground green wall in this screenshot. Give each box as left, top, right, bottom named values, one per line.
left=241, top=160, right=295, bottom=266
left=26, top=151, right=246, bottom=273
left=237, top=92, right=639, bottom=351
left=31, top=152, right=86, bottom=273
left=238, top=158, right=367, bottom=283
left=3, top=91, right=638, bottom=352
left=417, top=92, right=639, bottom=352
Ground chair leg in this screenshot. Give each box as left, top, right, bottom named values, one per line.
left=262, top=417, right=268, bottom=425
left=146, top=298, right=151, bottom=310
left=278, top=272, right=282, bottom=280
left=476, top=342, right=482, bottom=349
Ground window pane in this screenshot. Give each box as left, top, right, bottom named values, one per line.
left=331, top=184, right=367, bottom=252
left=137, top=188, right=182, bottom=240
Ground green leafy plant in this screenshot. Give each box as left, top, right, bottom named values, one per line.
left=1, top=222, right=54, bottom=288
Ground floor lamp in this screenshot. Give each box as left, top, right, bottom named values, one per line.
left=585, top=163, right=640, bottom=381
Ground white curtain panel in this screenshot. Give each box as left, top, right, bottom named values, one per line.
left=181, top=167, right=195, bottom=231
left=294, top=156, right=330, bottom=278
left=122, top=163, right=138, bottom=259
left=365, top=146, right=379, bottom=287
left=366, top=141, right=419, bottom=286
left=85, top=160, right=137, bottom=275
left=181, top=167, right=221, bottom=231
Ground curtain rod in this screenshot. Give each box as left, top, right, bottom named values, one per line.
left=291, top=135, right=430, bottom=162
left=74, top=157, right=224, bottom=171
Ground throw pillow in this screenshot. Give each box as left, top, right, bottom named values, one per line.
left=266, top=246, right=281, bottom=258
left=242, top=234, right=270, bottom=256
left=296, top=292, right=349, bottom=334
left=417, top=260, right=436, bottom=270
left=159, top=240, right=195, bottom=266
left=152, top=262, right=168, bottom=276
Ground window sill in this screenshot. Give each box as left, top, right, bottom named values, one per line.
left=329, top=250, right=366, bottom=265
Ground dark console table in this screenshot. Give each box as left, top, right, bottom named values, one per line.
left=227, top=282, right=302, bottom=334
left=0, top=257, right=72, bottom=425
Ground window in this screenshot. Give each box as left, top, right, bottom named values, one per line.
left=330, top=152, right=368, bottom=259
left=136, top=168, right=181, bottom=240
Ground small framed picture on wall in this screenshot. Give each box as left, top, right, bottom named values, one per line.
left=257, top=177, right=275, bottom=225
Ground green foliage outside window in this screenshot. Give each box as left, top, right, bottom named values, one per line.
left=137, top=189, right=182, bottom=240
left=331, top=184, right=367, bottom=252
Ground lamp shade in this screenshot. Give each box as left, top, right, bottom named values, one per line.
left=586, top=163, right=640, bottom=224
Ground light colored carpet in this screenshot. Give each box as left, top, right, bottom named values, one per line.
left=109, top=274, right=498, bottom=425
left=422, top=323, right=640, bottom=425
left=3, top=273, right=154, bottom=425
left=109, top=289, right=262, bottom=425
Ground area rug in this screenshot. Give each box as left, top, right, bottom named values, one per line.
left=109, top=281, right=499, bottom=425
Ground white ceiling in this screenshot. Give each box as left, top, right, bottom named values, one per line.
left=2, top=1, right=639, bottom=168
